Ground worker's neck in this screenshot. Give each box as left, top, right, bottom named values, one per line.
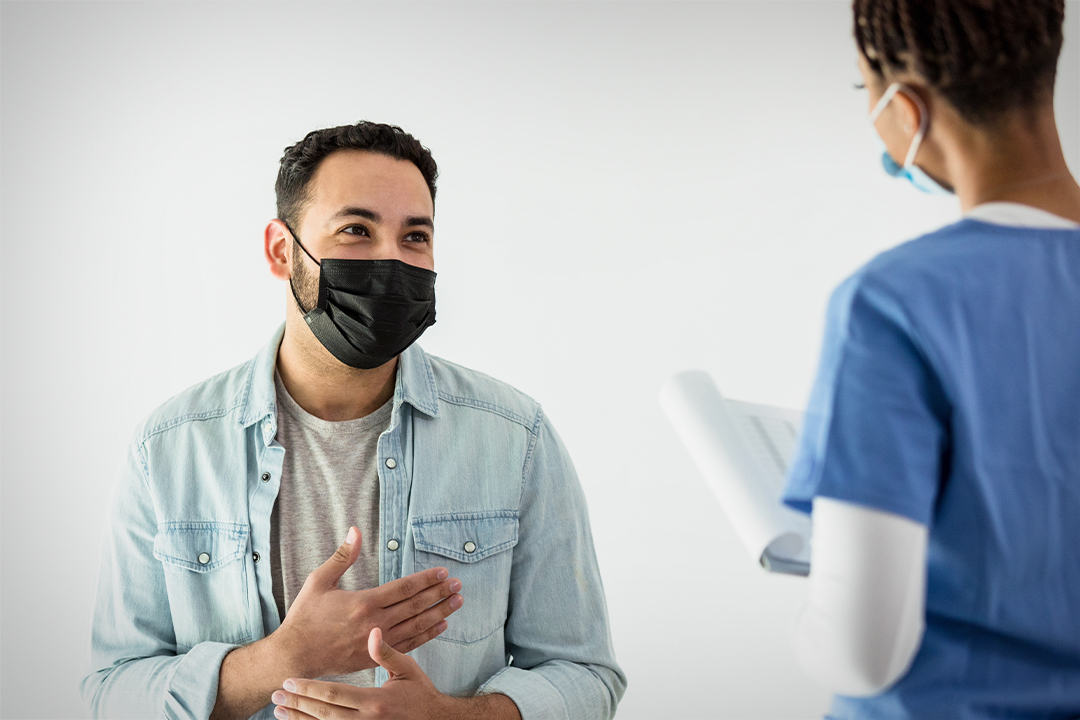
left=945, top=106, right=1080, bottom=223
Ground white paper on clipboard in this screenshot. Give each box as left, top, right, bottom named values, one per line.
left=660, top=370, right=811, bottom=576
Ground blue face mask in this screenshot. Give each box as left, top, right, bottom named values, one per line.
left=869, top=82, right=954, bottom=195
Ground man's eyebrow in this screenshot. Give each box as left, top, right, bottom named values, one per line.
left=329, top=207, right=381, bottom=223
left=327, top=207, right=433, bottom=229
left=404, top=216, right=434, bottom=229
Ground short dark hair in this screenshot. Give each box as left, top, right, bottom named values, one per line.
left=854, top=0, right=1066, bottom=124
left=275, top=121, right=439, bottom=230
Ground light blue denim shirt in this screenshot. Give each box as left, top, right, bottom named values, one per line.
left=81, top=325, right=626, bottom=720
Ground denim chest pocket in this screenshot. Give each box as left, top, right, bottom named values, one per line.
left=412, top=512, right=518, bottom=644
left=153, top=522, right=252, bottom=651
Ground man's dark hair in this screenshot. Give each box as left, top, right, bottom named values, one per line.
left=275, top=121, right=439, bottom=230
left=854, top=0, right=1066, bottom=124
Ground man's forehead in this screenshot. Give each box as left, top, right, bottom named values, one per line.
left=308, top=150, right=433, bottom=218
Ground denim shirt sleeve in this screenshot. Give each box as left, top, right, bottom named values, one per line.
left=477, top=409, right=627, bottom=720
left=80, top=433, right=234, bottom=719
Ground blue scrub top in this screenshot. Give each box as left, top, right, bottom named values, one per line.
left=783, top=218, right=1080, bottom=719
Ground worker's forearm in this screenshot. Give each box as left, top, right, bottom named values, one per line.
left=793, top=497, right=928, bottom=696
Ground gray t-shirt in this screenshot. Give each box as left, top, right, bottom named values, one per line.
left=270, top=371, right=391, bottom=688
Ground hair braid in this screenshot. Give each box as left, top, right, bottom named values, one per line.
left=956, top=1, right=993, bottom=74
left=853, top=0, right=1065, bottom=124
left=925, top=1, right=950, bottom=86
left=859, top=0, right=876, bottom=64
left=996, top=3, right=1017, bottom=69
left=871, top=0, right=891, bottom=68
left=895, top=0, right=924, bottom=79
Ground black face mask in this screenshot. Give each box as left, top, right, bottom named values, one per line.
left=286, top=226, right=437, bottom=369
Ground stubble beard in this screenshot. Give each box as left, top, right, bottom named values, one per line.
left=290, top=240, right=321, bottom=314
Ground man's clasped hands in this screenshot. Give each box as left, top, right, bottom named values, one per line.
left=263, top=526, right=519, bottom=720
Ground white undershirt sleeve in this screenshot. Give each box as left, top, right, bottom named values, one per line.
left=788, top=202, right=1073, bottom=697
left=791, top=496, right=929, bottom=696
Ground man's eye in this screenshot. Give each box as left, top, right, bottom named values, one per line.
left=405, top=232, right=431, bottom=244
left=342, top=225, right=369, bottom=236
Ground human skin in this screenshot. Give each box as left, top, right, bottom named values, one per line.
left=860, top=53, right=1080, bottom=221
left=216, top=149, right=521, bottom=720
left=789, top=52, right=1080, bottom=693
left=268, top=149, right=437, bottom=423
left=210, top=152, right=458, bottom=720
left=210, top=528, right=463, bottom=720
left=270, top=628, right=521, bottom=720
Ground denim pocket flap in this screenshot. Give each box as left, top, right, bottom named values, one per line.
left=412, top=512, right=519, bottom=563
left=153, top=522, right=249, bottom=572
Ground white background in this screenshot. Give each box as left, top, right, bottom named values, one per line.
left=2, top=2, right=1077, bottom=718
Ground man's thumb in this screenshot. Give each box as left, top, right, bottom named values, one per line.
left=312, top=526, right=361, bottom=587
left=369, top=627, right=416, bottom=679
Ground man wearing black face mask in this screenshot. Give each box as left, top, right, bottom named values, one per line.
left=285, top=219, right=437, bottom=370
left=81, top=123, right=626, bottom=720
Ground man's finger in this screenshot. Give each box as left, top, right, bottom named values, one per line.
left=271, top=705, right=320, bottom=720
left=369, top=627, right=420, bottom=678
left=273, top=678, right=376, bottom=717
left=276, top=677, right=378, bottom=708
left=385, top=591, right=462, bottom=647
left=372, top=566, right=449, bottom=608
left=383, top=576, right=462, bottom=629
left=307, top=527, right=361, bottom=589
left=392, top=619, right=449, bottom=655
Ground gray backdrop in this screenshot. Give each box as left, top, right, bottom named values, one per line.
left=2, top=1, right=1078, bottom=718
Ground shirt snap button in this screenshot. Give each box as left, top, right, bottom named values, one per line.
left=198, top=552, right=211, bottom=565
left=386, top=539, right=400, bottom=551
left=252, top=552, right=260, bottom=563
left=260, top=472, right=270, bottom=482
left=385, top=458, right=397, bottom=469
left=463, top=541, right=477, bottom=554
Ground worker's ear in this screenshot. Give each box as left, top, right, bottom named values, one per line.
left=891, top=88, right=924, bottom=142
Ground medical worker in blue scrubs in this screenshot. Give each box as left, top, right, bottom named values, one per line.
left=782, top=0, right=1080, bottom=717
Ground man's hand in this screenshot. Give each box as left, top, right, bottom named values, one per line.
left=270, top=628, right=523, bottom=720
left=272, top=527, right=465, bottom=679
left=211, top=528, right=463, bottom=720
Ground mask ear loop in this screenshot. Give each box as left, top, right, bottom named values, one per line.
left=869, top=82, right=903, bottom=124
left=869, top=82, right=929, bottom=168
left=899, top=89, right=930, bottom=168
left=282, top=221, right=320, bottom=314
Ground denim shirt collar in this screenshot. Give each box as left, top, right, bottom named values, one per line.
left=236, top=323, right=441, bottom=436
left=394, top=340, right=441, bottom=419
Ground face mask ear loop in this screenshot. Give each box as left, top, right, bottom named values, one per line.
left=869, top=82, right=902, bottom=124
left=899, top=88, right=931, bottom=169
left=282, top=221, right=320, bottom=314
left=282, top=221, right=321, bottom=266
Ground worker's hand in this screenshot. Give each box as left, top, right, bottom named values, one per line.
left=270, top=628, right=451, bottom=720
left=271, top=527, right=463, bottom=679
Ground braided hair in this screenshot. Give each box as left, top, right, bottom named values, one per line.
left=853, top=0, right=1066, bottom=124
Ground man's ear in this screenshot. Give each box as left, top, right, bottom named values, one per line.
left=265, top=219, right=292, bottom=281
